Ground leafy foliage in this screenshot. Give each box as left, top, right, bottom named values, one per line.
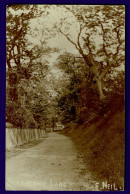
left=52, top=5, right=125, bottom=101
left=6, top=5, right=125, bottom=129
left=6, top=5, right=53, bottom=128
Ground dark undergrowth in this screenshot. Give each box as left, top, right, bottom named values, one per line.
left=61, top=101, right=124, bottom=191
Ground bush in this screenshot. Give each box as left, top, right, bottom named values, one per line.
left=6, top=101, right=38, bottom=129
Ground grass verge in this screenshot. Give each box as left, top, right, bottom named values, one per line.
left=62, top=106, right=124, bottom=191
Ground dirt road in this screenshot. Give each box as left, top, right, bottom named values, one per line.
left=6, top=132, right=96, bottom=191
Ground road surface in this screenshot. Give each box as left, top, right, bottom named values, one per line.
left=6, top=132, right=96, bottom=191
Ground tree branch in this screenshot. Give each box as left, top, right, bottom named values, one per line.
left=113, top=27, right=121, bottom=57
left=77, top=24, right=85, bottom=56
left=59, top=28, right=79, bottom=51
left=99, top=62, right=111, bottom=80
left=86, top=34, right=93, bottom=54
left=100, top=22, right=110, bottom=60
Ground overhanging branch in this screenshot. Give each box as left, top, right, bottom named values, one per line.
left=59, top=28, right=79, bottom=51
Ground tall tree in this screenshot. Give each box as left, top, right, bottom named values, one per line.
left=6, top=5, right=50, bottom=101
left=52, top=5, right=125, bottom=101
left=6, top=5, right=54, bottom=127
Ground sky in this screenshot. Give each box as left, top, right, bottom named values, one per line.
left=28, top=5, right=80, bottom=54
left=27, top=5, right=81, bottom=78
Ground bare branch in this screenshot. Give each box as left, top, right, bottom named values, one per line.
left=113, top=27, right=121, bottom=57
left=77, top=25, right=85, bottom=55
left=59, top=22, right=87, bottom=58
left=59, top=28, right=79, bottom=50
left=100, top=22, right=110, bottom=59
left=85, top=34, right=93, bottom=54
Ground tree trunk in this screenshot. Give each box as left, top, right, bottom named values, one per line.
left=96, top=78, right=105, bottom=101
left=88, top=61, right=105, bottom=102
left=80, top=53, right=106, bottom=102
left=75, top=103, right=80, bottom=120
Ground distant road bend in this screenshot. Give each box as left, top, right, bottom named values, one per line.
left=6, top=132, right=95, bottom=191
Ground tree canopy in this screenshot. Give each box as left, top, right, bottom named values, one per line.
left=6, top=5, right=125, bottom=128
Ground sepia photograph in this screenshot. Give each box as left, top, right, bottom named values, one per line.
left=6, top=5, right=125, bottom=191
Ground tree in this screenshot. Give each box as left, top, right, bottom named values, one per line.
left=6, top=5, right=51, bottom=101
left=6, top=5, right=58, bottom=128
left=54, top=52, right=83, bottom=123
left=52, top=5, right=125, bottom=101
left=6, top=5, right=34, bottom=101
